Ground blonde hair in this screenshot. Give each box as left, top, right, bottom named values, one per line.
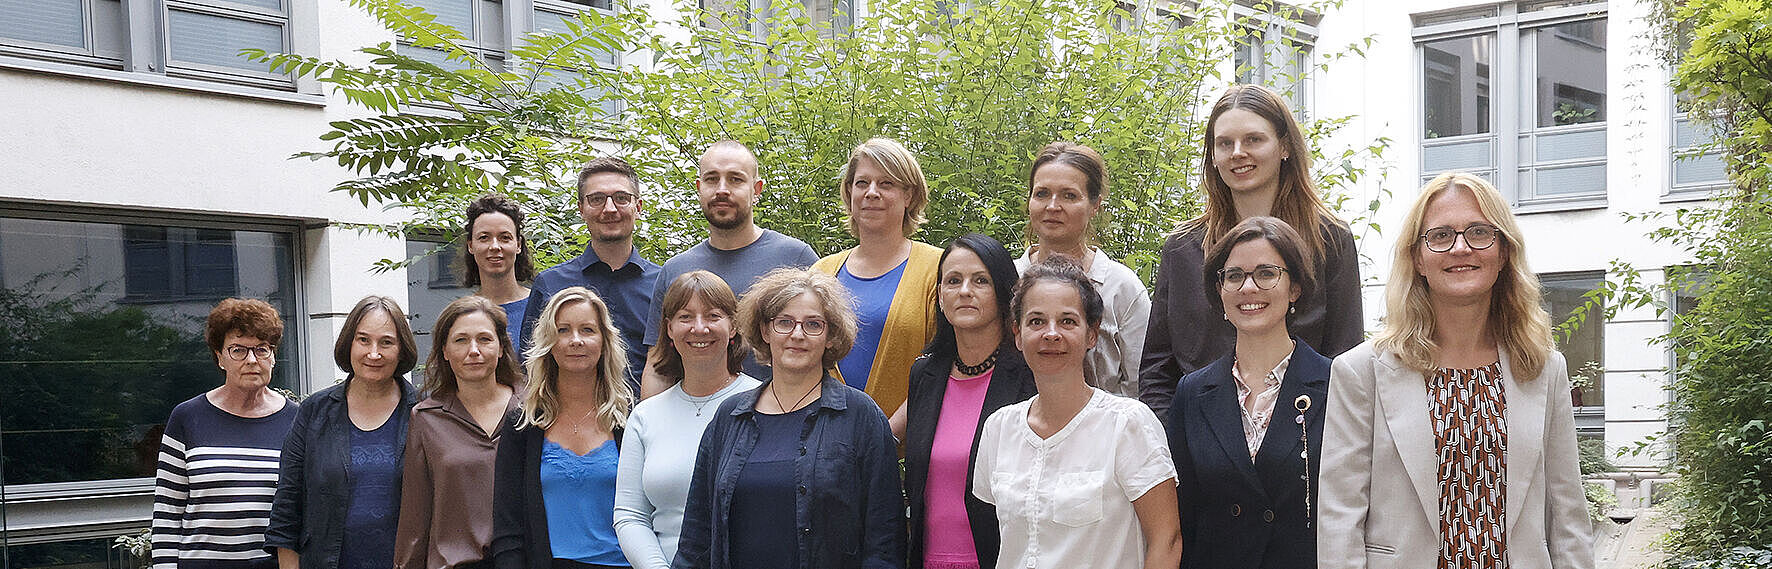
left=737, top=268, right=859, bottom=372
left=1181, top=84, right=1344, bottom=264
left=1374, top=172, right=1553, bottom=380
left=519, top=287, right=632, bottom=431
left=839, top=137, right=929, bottom=238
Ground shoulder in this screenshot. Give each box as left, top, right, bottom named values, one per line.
left=1177, top=354, right=1231, bottom=392
left=813, top=249, right=851, bottom=273
left=628, top=387, right=676, bottom=419
left=1329, top=340, right=1390, bottom=380
left=1091, top=253, right=1149, bottom=294
left=908, top=241, right=943, bottom=264
left=983, top=398, right=1032, bottom=430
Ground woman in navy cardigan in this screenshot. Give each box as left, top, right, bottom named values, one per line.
left=1167, top=217, right=1331, bottom=569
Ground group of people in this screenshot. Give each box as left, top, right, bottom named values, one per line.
left=150, top=83, right=1593, bottom=569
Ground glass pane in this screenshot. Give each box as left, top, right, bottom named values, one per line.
left=1674, top=152, right=1727, bottom=186
left=1422, top=34, right=1493, bottom=138
left=406, top=239, right=473, bottom=365
left=477, top=0, right=503, bottom=50
left=1422, top=138, right=1494, bottom=173
left=226, top=0, right=285, bottom=11
left=408, top=0, right=476, bottom=39
left=0, top=0, right=86, bottom=48
left=534, top=9, right=616, bottom=65
left=1532, top=19, right=1606, bottom=127
left=560, top=0, right=613, bottom=10
left=92, top=0, right=126, bottom=57
left=166, top=9, right=284, bottom=72
left=1533, top=127, right=1606, bottom=162
left=5, top=534, right=146, bottom=569
left=0, top=217, right=299, bottom=485
left=1234, top=29, right=1259, bottom=84
left=1673, top=116, right=1720, bottom=149
left=1541, top=273, right=1605, bottom=407
left=1532, top=163, right=1606, bottom=196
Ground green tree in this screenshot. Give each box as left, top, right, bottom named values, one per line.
left=256, top=0, right=1386, bottom=279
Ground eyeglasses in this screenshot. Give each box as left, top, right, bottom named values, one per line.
left=224, top=344, right=275, bottom=361
left=1217, top=265, right=1288, bottom=291
left=580, top=191, right=636, bottom=208
left=1421, top=223, right=1501, bottom=253
left=770, top=316, right=827, bottom=337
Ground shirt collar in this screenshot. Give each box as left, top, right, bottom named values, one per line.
left=567, top=246, right=652, bottom=275
left=730, top=374, right=848, bottom=416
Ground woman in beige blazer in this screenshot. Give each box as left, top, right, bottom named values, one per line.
left=1318, top=172, right=1591, bottom=569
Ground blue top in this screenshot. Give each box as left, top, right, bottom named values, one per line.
left=727, top=406, right=814, bottom=569
left=520, top=247, right=660, bottom=391
left=339, top=419, right=402, bottom=569
left=645, top=229, right=819, bottom=379
left=541, top=438, right=628, bottom=566
left=834, top=259, right=906, bottom=391
left=673, top=376, right=907, bottom=569
left=152, top=395, right=297, bottom=569
left=501, top=296, right=528, bottom=350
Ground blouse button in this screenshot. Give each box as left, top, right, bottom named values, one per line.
left=798, top=485, right=808, bottom=495
left=1230, top=503, right=1242, bottom=517
left=1263, top=509, right=1275, bottom=523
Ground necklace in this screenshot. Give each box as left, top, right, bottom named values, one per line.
left=956, top=348, right=999, bottom=376
left=769, top=379, right=821, bottom=413
left=681, top=375, right=738, bottom=416
left=567, top=406, right=597, bottom=435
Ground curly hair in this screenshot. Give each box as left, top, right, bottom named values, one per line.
left=204, top=298, right=283, bottom=361
left=462, top=194, right=536, bottom=286
left=736, top=268, right=858, bottom=372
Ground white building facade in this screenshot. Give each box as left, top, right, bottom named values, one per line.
left=0, top=0, right=1700, bottom=564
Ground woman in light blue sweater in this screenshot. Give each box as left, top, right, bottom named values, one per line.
left=613, top=271, right=760, bottom=568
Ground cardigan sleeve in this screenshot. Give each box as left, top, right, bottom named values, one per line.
left=264, top=399, right=315, bottom=555
left=1317, top=223, right=1366, bottom=358
left=491, top=422, right=529, bottom=569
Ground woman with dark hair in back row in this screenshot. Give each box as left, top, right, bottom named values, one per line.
left=902, top=234, right=1037, bottom=569
left=464, top=194, right=537, bottom=344
left=268, top=296, right=421, bottom=569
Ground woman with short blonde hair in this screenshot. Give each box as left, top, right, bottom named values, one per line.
left=1318, top=172, right=1590, bottom=569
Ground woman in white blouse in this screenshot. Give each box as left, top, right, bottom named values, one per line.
left=613, top=271, right=761, bottom=568
left=1016, top=142, right=1151, bottom=397
left=973, top=255, right=1183, bottom=569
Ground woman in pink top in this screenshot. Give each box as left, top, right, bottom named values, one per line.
left=902, top=234, right=1038, bottom=569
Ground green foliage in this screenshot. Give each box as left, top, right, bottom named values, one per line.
left=266, top=0, right=1388, bottom=280
left=1584, top=481, right=1618, bottom=523
left=1579, top=437, right=1616, bottom=475
left=1671, top=546, right=1772, bottom=569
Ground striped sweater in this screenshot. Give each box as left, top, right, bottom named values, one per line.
left=152, top=393, right=297, bottom=569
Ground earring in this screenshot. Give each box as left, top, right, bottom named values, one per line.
left=1289, top=304, right=1296, bottom=314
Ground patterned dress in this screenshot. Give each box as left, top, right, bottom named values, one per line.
left=1428, top=362, right=1507, bottom=569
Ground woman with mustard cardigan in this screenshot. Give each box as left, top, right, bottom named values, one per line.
left=813, top=137, right=940, bottom=422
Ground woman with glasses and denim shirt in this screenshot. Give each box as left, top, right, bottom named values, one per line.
left=1165, top=216, right=1331, bottom=569
left=153, top=298, right=296, bottom=569
left=1318, top=173, right=1590, bottom=569
left=267, top=296, right=422, bottom=569
left=673, top=268, right=905, bottom=569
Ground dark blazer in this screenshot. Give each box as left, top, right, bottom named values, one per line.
left=673, top=376, right=905, bottom=569
left=1139, top=220, right=1363, bottom=422
left=489, top=410, right=623, bottom=569
left=265, top=376, right=421, bottom=569
left=902, top=344, right=1037, bottom=569
left=1167, top=341, right=1330, bottom=569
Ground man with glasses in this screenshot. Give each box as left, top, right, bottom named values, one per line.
left=640, top=141, right=819, bottom=395
left=519, top=156, right=660, bottom=393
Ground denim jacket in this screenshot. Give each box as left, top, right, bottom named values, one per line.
left=672, top=375, right=906, bottom=569
left=265, top=376, right=420, bottom=569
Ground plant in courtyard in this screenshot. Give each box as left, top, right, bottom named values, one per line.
left=257, top=0, right=1387, bottom=280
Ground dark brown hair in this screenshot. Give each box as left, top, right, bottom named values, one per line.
left=462, top=194, right=536, bottom=287
left=423, top=295, right=523, bottom=397
left=648, top=270, right=746, bottom=381
left=1184, top=84, right=1343, bottom=264
left=1026, top=142, right=1109, bottom=245
left=332, top=295, right=418, bottom=379
left=205, top=298, right=284, bottom=362
left=1201, top=216, right=1317, bottom=321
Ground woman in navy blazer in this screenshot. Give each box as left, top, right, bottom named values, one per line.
left=1167, top=216, right=1330, bottom=569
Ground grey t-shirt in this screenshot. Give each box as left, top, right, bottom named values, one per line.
left=645, top=229, right=819, bottom=378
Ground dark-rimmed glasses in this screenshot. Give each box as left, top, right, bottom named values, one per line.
left=1421, top=223, right=1501, bottom=253
left=1217, top=265, right=1288, bottom=291
left=580, top=191, right=636, bottom=208
left=224, top=344, right=275, bottom=361
left=770, top=316, right=827, bottom=336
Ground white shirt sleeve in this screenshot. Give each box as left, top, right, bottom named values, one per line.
left=1113, top=400, right=1177, bottom=502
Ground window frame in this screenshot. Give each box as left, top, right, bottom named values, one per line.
left=1230, top=0, right=1318, bottom=116
left=1538, top=269, right=1608, bottom=437
left=0, top=0, right=320, bottom=98
left=1413, top=1, right=1610, bottom=212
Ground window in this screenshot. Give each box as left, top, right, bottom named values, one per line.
left=1540, top=271, right=1605, bottom=437
left=0, top=209, right=301, bottom=488
left=398, top=0, right=621, bottom=116
left=1665, top=24, right=1728, bottom=199
left=406, top=237, right=473, bottom=360
left=1415, top=1, right=1608, bottom=209
left=0, top=0, right=305, bottom=91
left=1231, top=1, right=1317, bottom=115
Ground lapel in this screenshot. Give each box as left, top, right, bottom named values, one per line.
left=1194, top=355, right=1267, bottom=498
left=1375, top=351, right=1441, bottom=527
left=1500, top=349, right=1544, bottom=533
left=1252, top=343, right=1330, bottom=482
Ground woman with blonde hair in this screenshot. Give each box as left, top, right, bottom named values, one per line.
left=394, top=295, right=523, bottom=569
left=1318, top=172, right=1590, bottom=569
left=813, top=136, right=942, bottom=418
left=1140, top=84, right=1363, bottom=421
left=492, top=287, right=636, bottom=569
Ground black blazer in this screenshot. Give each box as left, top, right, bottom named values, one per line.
left=1139, top=220, right=1364, bottom=423
left=902, top=343, right=1037, bottom=569
left=489, top=412, right=622, bottom=569
left=1167, top=341, right=1330, bottom=569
